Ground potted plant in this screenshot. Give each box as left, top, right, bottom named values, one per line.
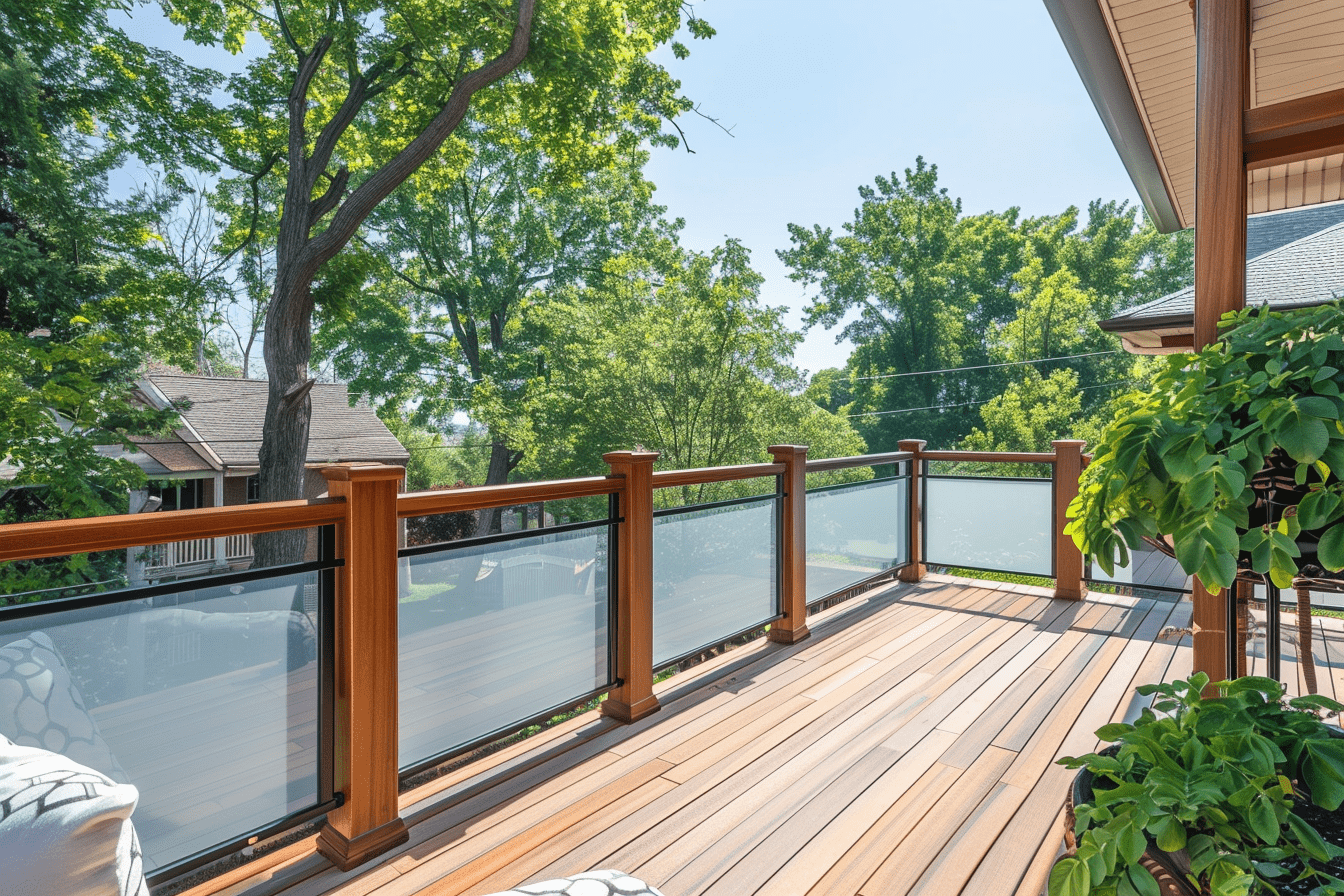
left=1069, top=302, right=1344, bottom=592
left=1051, top=674, right=1344, bottom=896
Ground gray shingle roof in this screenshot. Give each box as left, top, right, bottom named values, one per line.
left=1101, top=217, right=1344, bottom=332
left=1245, top=201, right=1344, bottom=260
left=144, top=374, right=409, bottom=468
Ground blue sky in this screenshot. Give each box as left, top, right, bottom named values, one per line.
left=644, top=1, right=1142, bottom=375
left=121, top=0, right=1144, bottom=378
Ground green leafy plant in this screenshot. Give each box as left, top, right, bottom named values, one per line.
left=1069, top=302, right=1344, bottom=592
left=1050, top=674, right=1344, bottom=896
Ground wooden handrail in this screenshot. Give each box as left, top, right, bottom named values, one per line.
left=0, top=499, right=347, bottom=563
left=920, top=450, right=1056, bottom=464
left=650, top=463, right=785, bottom=489
left=804, top=451, right=913, bottom=474
left=397, top=476, right=620, bottom=518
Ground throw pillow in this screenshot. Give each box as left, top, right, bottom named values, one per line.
left=0, top=734, right=148, bottom=896
left=0, top=631, right=128, bottom=783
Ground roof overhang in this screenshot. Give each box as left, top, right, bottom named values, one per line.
left=1045, top=0, right=1344, bottom=233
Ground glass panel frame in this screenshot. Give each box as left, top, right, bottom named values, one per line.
left=651, top=493, right=780, bottom=669
left=396, top=519, right=616, bottom=775
left=0, top=540, right=338, bottom=883
left=924, top=474, right=1054, bottom=578
left=804, top=474, right=910, bottom=606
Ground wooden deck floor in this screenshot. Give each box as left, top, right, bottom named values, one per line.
left=207, top=575, right=1199, bottom=896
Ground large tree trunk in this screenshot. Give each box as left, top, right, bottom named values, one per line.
left=252, top=266, right=316, bottom=567
left=475, top=438, right=517, bottom=536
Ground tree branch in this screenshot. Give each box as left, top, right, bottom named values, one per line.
left=303, top=0, right=536, bottom=272
left=309, top=165, right=349, bottom=221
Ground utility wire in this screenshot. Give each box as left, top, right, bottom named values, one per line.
left=851, top=350, right=1117, bottom=382
left=845, top=380, right=1135, bottom=419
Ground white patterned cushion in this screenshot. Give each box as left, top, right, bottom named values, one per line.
left=0, top=631, right=127, bottom=782
left=486, top=870, right=666, bottom=896
left=0, top=734, right=148, bottom=895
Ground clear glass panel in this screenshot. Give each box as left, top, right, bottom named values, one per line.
left=0, top=570, right=322, bottom=873
left=0, top=528, right=326, bottom=609
left=805, top=478, right=908, bottom=604
left=653, top=498, right=776, bottom=668
left=399, top=526, right=609, bottom=770
left=925, top=477, right=1053, bottom=576
left=1087, top=542, right=1191, bottom=592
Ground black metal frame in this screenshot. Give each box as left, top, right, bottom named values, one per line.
left=799, top=467, right=913, bottom=608
left=651, top=492, right=776, bottom=519
left=920, top=472, right=1055, bottom=580
left=397, top=682, right=617, bottom=781
left=393, top=510, right=622, bottom=780
left=398, top=516, right=615, bottom=559
left=652, top=613, right=787, bottom=675
left=0, top=556, right=341, bottom=622
left=0, top=526, right=346, bottom=888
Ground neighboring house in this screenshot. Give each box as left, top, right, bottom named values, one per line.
left=126, top=372, right=409, bottom=581
left=1101, top=201, right=1344, bottom=353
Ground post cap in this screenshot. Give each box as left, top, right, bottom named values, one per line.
left=321, top=463, right=406, bottom=483
left=602, top=450, right=660, bottom=465
left=767, top=445, right=810, bottom=459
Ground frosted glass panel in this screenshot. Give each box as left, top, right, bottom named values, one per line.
left=653, top=499, right=777, bottom=667
left=0, top=571, right=322, bottom=873
left=399, top=526, right=609, bottom=770
left=805, top=478, right=908, bottom=604
left=925, top=477, right=1053, bottom=576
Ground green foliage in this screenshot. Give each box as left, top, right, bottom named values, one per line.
left=782, top=160, right=1191, bottom=454
left=532, top=238, right=866, bottom=503
left=1054, top=674, right=1344, bottom=896
left=1069, top=302, right=1344, bottom=593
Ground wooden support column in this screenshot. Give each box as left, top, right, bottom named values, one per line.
left=602, top=451, right=660, bottom=723
left=897, top=440, right=926, bottom=583
left=317, top=464, right=408, bottom=871
left=768, top=445, right=811, bottom=645
left=1191, top=0, right=1248, bottom=682
left=1052, top=440, right=1087, bottom=601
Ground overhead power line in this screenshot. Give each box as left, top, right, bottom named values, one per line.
left=845, top=380, right=1135, bottom=419
left=851, top=350, right=1118, bottom=382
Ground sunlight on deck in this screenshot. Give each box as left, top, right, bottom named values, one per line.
left=203, top=575, right=1203, bottom=896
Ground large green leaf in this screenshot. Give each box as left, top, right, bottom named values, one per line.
left=1320, top=523, right=1344, bottom=572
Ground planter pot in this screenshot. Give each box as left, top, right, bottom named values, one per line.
left=1056, top=728, right=1344, bottom=896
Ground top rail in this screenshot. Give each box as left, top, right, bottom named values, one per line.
left=397, top=476, right=621, bottom=518
left=650, top=463, right=786, bottom=490
left=0, top=498, right=348, bottom=563
left=804, top=451, right=913, bottom=474
left=920, top=450, right=1057, bottom=464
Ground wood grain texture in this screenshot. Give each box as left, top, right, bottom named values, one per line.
left=897, top=440, right=927, bottom=583
left=649, top=463, right=785, bottom=489
left=0, top=498, right=347, bottom=562
left=768, top=445, right=810, bottom=644
left=1052, top=441, right=1087, bottom=601
left=602, top=451, right=661, bottom=723
left=318, top=465, right=409, bottom=870
left=196, top=576, right=1209, bottom=896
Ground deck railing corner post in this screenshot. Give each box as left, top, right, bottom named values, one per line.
left=768, top=445, right=810, bottom=645
left=316, top=463, right=409, bottom=871
left=897, top=440, right=927, bottom=583
left=602, top=450, right=661, bottom=723
left=1051, top=440, right=1088, bottom=602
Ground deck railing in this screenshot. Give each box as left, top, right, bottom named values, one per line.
left=0, top=442, right=1101, bottom=886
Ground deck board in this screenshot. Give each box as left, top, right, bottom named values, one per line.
left=209, top=577, right=1208, bottom=896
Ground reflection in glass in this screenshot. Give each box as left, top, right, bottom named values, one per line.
left=399, top=526, right=609, bottom=770
left=0, top=571, right=321, bottom=873
left=653, top=499, right=776, bottom=668
left=805, top=478, right=907, bottom=604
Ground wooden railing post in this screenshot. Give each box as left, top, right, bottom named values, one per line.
left=317, top=464, right=409, bottom=871
left=602, top=451, right=661, bottom=723
left=1052, top=440, right=1087, bottom=601
left=768, top=445, right=811, bottom=645
left=897, top=440, right=927, bottom=583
